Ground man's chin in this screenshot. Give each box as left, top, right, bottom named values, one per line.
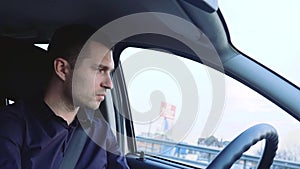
left=78, top=101, right=101, bottom=110
left=89, top=102, right=101, bottom=110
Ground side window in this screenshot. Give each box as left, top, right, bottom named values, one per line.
left=120, top=47, right=300, bottom=168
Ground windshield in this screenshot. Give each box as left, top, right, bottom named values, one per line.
left=219, top=0, right=300, bottom=87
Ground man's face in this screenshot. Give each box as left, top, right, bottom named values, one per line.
left=71, top=41, right=114, bottom=110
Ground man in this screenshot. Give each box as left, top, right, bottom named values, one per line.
left=0, top=24, right=130, bottom=169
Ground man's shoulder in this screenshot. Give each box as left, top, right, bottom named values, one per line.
left=0, top=100, right=27, bottom=142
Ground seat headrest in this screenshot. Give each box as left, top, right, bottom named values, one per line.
left=0, top=37, right=50, bottom=100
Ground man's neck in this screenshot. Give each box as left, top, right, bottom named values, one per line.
left=44, top=92, right=79, bottom=125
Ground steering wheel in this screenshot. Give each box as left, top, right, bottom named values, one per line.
left=206, top=123, right=278, bottom=169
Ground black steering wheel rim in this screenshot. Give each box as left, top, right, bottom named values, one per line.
left=206, top=123, right=278, bottom=169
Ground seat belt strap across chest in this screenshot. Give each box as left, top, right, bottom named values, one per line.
left=59, top=126, right=88, bottom=169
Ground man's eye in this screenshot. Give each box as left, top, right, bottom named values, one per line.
left=97, top=68, right=104, bottom=73
left=96, top=66, right=104, bottom=72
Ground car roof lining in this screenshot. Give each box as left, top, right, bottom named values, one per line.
left=0, top=0, right=224, bottom=47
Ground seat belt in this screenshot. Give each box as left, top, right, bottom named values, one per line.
left=59, top=126, right=88, bottom=169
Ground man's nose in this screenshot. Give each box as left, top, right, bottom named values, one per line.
left=102, top=74, right=113, bottom=89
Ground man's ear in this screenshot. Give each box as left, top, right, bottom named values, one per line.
left=53, top=58, right=71, bottom=81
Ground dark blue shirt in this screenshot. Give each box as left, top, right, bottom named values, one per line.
left=0, top=99, right=130, bottom=169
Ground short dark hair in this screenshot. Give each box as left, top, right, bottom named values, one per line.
left=47, top=24, right=96, bottom=68
left=48, top=24, right=113, bottom=68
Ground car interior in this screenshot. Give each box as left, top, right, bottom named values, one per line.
left=1, top=0, right=300, bottom=168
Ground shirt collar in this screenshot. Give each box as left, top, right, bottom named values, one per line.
left=27, top=98, right=55, bottom=120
